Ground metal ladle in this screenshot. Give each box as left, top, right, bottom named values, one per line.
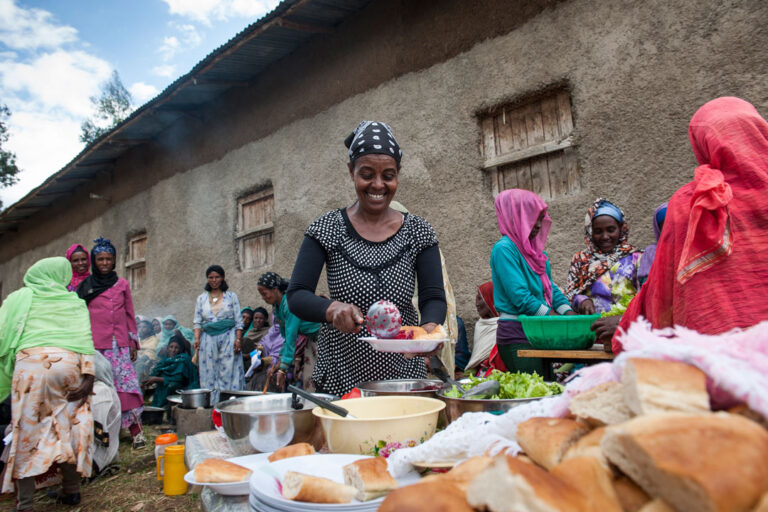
left=287, top=385, right=357, bottom=419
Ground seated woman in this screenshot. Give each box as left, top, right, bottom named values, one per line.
left=133, top=318, right=160, bottom=385
left=565, top=198, right=642, bottom=342
left=245, top=310, right=286, bottom=392
left=464, top=281, right=500, bottom=373
left=143, top=331, right=199, bottom=407
left=491, top=189, right=574, bottom=375
left=614, top=97, right=768, bottom=352
left=637, top=202, right=668, bottom=288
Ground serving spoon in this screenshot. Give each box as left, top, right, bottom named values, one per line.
left=287, top=384, right=357, bottom=419
left=429, top=356, right=500, bottom=398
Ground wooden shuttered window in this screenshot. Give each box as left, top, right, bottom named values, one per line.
left=236, top=188, right=275, bottom=270
left=481, top=90, right=580, bottom=199
left=126, top=233, right=147, bottom=291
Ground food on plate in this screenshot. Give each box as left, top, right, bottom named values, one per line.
left=550, top=456, right=622, bottom=512
left=366, top=300, right=403, bottom=339
left=612, top=476, right=651, bottom=512
left=435, top=456, right=494, bottom=493
left=193, top=458, right=252, bottom=483
left=379, top=479, right=474, bottom=512
left=467, top=455, right=591, bottom=511
left=267, top=442, right=315, bottom=462
left=393, top=324, right=447, bottom=341
left=569, top=381, right=633, bottom=426
left=443, top=370, right=563, bottom=399
left=516, top=417, right=590, bottom=470
left=342, top=456, right=398, bottom=501
left=281, top=470, right=357, bottom=504
left=622, top=358, right=709, bottom=415
left=601, top=412, right=768, bottom=512
left=562, top=426, right=610, bottom=470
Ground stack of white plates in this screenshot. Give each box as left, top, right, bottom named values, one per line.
left=249, top=454, right=421, bottom=511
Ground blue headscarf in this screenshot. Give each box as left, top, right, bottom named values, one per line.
left=594, top=200, right=624, bottom=223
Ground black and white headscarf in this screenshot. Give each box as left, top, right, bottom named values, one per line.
left=344, top=121, right=402, bottom=166
left=258, top=272, right=288, bottom=292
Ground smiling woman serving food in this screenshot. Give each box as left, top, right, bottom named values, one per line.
left=286, top=121, right=447, bottom=396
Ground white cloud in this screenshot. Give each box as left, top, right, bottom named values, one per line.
left=0, top=50, right=111, bottom=116
left=129, top=82, right=159, bottom=104
left=151, top=64, right=176, bottom=78
left=0, top=1, right=115, bottom=208
left=162, top=0, right=279, bottom=25
left=176, top=23, right=202, bottom=47
left=0, top=0, right=78, bottom=50
left=158, top=35, right=180, bottom=61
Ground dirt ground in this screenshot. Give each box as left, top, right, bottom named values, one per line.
left=0, top=425, right=201, bottom=512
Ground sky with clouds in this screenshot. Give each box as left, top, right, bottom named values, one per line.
left=0, top=0, right=280, bottom=207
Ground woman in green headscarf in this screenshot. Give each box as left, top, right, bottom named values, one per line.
left=143, top=330, right=199, bottom=407
left=0, top=257, right=95, bottom=510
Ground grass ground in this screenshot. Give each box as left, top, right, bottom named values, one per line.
left=0, top=425, right=201, bottom=512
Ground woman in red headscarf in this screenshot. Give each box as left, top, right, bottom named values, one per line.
left=613, top=97, right=768, bottom=352
left=65, top=244, right=90, bottom=292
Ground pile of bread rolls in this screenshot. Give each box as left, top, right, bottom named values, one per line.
left=379, top=358, right=768, bottom=512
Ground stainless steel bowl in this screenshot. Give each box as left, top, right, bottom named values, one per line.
left=356, top=379, right=446, bottom=398
left=142, top=406, right=166, bottom=425
left=215, top=393, right=335, bottom=456
left=180, top=388, right=212, bottom=408
left=438, top=390, right=544, bottom=424
left=219, top=389, right=272, bottom=402
left=166, top=395, right=182, bottom=406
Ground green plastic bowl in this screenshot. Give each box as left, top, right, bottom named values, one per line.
left=518, top=314, right=602, bottom=350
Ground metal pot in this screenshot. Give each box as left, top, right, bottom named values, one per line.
left=219, top=389, right=271, bottom=402
left=215, top=393, right=335, bottom=456
left=356, top=379, right=445, bottom=398
left=180, top=388, right=212, bottom=409
left=437, top=390, right=543, bottom=424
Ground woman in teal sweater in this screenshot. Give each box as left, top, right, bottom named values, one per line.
left=491, top=189, right=574, bottom=374
left=257, top=272, right=321, bottom=391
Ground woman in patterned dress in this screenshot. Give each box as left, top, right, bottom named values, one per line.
left=287, top=121, right=447, bottom=396
left=77, top=237, right=145, bottom=449
left=0, top=257, right=95, bottom=510
left=193, top=265, right=244, bottom=404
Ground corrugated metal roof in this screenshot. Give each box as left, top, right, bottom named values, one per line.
left=0, top=0, right=373, bottom=237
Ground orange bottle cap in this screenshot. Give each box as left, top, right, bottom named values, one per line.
left=155, top=433, right=178, bottom=446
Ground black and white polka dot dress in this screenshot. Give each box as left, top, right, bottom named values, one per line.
left=306, top=209, right=438, bottom=396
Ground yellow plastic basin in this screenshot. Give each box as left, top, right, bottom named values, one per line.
left=312, top=396, right=445, bottom=455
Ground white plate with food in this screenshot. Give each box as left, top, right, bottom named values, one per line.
left=361, top=337, right=447, bottom=353
left=184, top=452, right=272, bottom=496
left=249, top=454, right=421, bottom=510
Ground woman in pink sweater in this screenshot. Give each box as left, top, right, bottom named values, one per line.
left=77, top=237, right=145, bottom=449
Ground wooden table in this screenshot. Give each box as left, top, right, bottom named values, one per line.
left=516, top=344, right=614, bottom=380
left=517, top=346, right=615, bottom=362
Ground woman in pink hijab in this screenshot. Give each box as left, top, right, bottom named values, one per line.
left=65, top=244, right=90, bottom=292
left=490, top=189, right=574, bottom=374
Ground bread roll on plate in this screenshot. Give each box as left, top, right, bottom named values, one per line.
left=342, top=456, right=398, bottom=501
left=193, top=458, right=252, bottom=483
left=268, top=442, right=315, bottom=462
left=467, top=455, right=591, bottom=512
left=516, top=417, right=590, bottom=469
left=602, top=412, right=768, bottom=512
left=550, top=456, right=622, bottom=512
left=379, top=479, right=473, bottom=512
left=282, top=471, right=357, bottom=503
left=622, top=358, right=709, bottom=415
left=569, top=381, right=633, bottom=426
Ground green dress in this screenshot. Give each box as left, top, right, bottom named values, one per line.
left=150, top=353, right=199, bottom=406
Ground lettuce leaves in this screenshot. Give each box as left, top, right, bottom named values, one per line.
left=443, top=370, right=563, bottom=399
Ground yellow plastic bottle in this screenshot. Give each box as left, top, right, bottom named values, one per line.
left=156, top=444, right=187, bottom=495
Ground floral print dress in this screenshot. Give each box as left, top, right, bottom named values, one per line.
left=571, top=252, right=642, bottom=313
left=193, top=291, right=244, bottom=404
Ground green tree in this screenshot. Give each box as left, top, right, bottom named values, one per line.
left=0, top=104, right=21, bottom=210
left=79, top=70, right=133, bottom=145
